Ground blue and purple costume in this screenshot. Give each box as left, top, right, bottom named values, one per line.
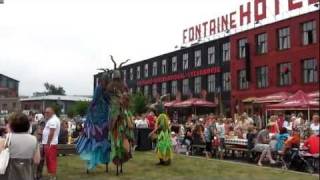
left=76, top=85, right=111, bottom=170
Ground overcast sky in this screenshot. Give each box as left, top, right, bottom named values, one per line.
left=0, top=0, right=310, bottom=96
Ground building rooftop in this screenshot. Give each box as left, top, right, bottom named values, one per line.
left=0, top=73, right=19, bottom=82
left=20, top=95, right=92, bottom=102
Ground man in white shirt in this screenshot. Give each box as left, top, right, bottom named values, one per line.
left=42, top=107, right=61, bottom=180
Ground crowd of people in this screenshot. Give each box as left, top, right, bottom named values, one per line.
left=128, top=110, right=319, bottom=171
left=0, top=107, right=85, bottom=180
left=0, top=108, right=318, bottom=180
left=168, top=112, right=319, bottom=171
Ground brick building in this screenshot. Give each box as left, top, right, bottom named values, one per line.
left=0, top=74, right=20, bottom=113
left=94, top=11, right=319, bottom=118
left=230, top=11, right=319, bottom=115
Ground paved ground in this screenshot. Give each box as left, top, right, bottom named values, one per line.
left=47, top=151, right=318, bottom=180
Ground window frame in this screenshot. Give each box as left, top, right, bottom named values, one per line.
left=162, top=59, right=167, bottom=74
left=222, top=42, right=230, bottom=62
left=183, top=53, right=189, bottom=70
left=171, top=80, right=178, bottom=96
left=152, top=84, right=157, bottom=97
left=256, top=33, right=268, bottom=55
left=238, top=38, right=248, bottom=59
left=182, top=79, right=189, bottom=95
left=278, top=27, right=291, bottom=50
left=194, top=76, right=202, bottom=94
left=161, top=82, right=167, bottom=95
left=238, top=69, right=249, bottom=90
left=222, top=72, right=231, bottom=91
left=278, top=62, right=292, bottom=86
left=152, top=62, right=157, bottom=76
left=136, top=66, right=141, bottom=80
left=208, top=74, right=216, bottom=93
left=172, top=56, right=177, bottom=72
left=208, top=46, right=215, bottom=65
left=302, top=58, right=318, bottom=84
left=256, top=66, right=269, bottom=88
left=302, top=20, right=317, bottom=46
left=195, top=50, right=202, bottom=67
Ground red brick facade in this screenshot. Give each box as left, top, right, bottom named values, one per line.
left=230, top=12, right=319, bottom=114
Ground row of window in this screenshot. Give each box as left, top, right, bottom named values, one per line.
left=238, top=58, right=318, bottom=90
left=124, top=21, right=317, bottom=82
left=125, top=42, right=230, bottom=81
left=0, top=76, right=18, bottom=90
left=237, top=20, right=317, bottom=58
left=133, top=73, right=231, bottom=98
left=133, top=58, right=318, bottom=96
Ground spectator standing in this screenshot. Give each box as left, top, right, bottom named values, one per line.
left=283, top=116, right=294, bottom=134
left=183, top=128, right=193, bottom=156
left=310, top=114, right=319, bottom=135
left=268, top=115, right=280, bottom=134
left=42, top=107, right=61, bottom=180
left=0, top=113, right=40, bottom=180
left=204, top=118, right=214, bottom=158
left=146, top=112, right=156, bottom=130
left=216, top=118, right=225, bottom=159
left=58, top=120, right=68, bottom=145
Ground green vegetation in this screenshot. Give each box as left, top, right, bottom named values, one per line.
left=130, top=92, right=149, bottom=115
left=54, top=152, right=318, bottom=180
left=67, top=101, right=90, bottom=118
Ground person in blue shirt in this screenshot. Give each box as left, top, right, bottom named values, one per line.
left=275, top=127, right=290, bottom=152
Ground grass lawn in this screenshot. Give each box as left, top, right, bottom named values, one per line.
left=55, top=151, right=318, bottom=180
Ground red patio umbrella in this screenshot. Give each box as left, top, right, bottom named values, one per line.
left=164, top=100, right=181, bottom=107
left=172, top=98, right=216, bottom=108
left=266, top=90, right=319, bottom=121
left=267, top=90, right=319, bottom=110
left=254, top=92, right=291, bottom=103
left=308, top=90, right=319, bottom=100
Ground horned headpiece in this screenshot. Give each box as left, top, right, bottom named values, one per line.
left=97, top=55, right=130, bottom=80
left=110, top=55, right=130, bottom=79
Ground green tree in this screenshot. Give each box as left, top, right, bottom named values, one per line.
left=44, top=82, right=66, bottom=95
left=68, top=101, right=90, bottom=118
left=130, top=92, right=148, bottom=115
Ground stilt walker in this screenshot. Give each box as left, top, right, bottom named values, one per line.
left=76, top=71, right=112, bottom=173
left=107, top=55, right=134, bottom=175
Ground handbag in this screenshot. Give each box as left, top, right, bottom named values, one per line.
left=0, top=133, right=11, bottom=174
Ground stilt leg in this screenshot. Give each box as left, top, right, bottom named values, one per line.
left=120, top=163, right=123, bottom=173
left=116, top=164, right=119, bottom=176
left=86, top=161, right=90, bottom=174
left=105, top=163, right=108, bottom=173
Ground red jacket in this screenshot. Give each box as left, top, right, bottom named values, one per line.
left=304, top=135, right=320, bottom=154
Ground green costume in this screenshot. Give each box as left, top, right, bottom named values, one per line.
left=109, top=94, right=134, bottom=165
left=155, top=114, right=173, bottom=163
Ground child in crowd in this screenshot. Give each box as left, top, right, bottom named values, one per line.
left=171, top=132, right=179, bottom=153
